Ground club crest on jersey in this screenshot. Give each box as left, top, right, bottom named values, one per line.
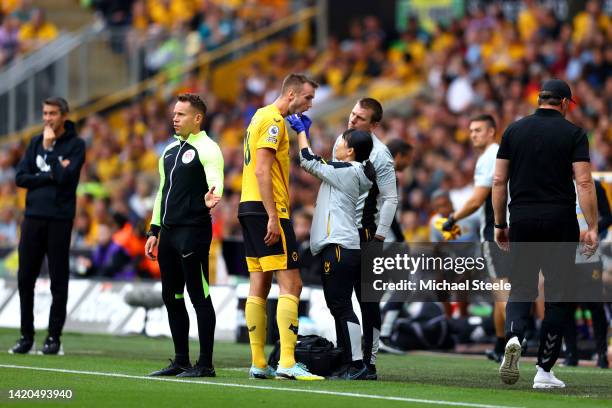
left=182, top=149, right=195, bottom=164
left=266, top=125, right=279, bottom=144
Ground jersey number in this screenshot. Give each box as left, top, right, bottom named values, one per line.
left=244, top=131, right=251, bottom=166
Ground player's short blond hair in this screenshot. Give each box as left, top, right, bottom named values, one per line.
left=280, top=73, right=318, bottom=95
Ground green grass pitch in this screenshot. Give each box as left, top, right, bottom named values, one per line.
left=0, top=328, right=610, bottom=407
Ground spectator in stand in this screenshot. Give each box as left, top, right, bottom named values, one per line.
left=148, top=0, right=193, bottom=30
left=17, top=8, right=57, bottom=53
left=0, top=148, right=16, bottom=184
left=0, top=206, right=18, bottom=246
left=76, top=223, right=134, bottom=279
left=91, top=0, right=134, bottom=29
left=1, top=0, right=22, bottom=16
left=71, top=209, right=93, bottom=248
left=0, top=14, right=21, bottom=65
left=400, top=210, right=429, bottom=243
left=11, top=0, right=34, bottom=23
left=128, top=175, right=155, bottom=223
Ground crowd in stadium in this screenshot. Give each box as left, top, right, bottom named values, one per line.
left=0, top=1, right=58, bottom=67
left=89, top=0, right=292, bottom=78
left=0, top=0, right=610, bottom=284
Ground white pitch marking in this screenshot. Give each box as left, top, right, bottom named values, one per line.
left=0, top=364, right=525, bottom=408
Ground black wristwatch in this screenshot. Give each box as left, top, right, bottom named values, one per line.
left=494, top=222, right=508, bottom=229
left=146, top=230, right=158, bottom=239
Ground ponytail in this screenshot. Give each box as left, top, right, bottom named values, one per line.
left=363, top=159, right=376, bottom=183
left=343, top=129, right=373, bottom=162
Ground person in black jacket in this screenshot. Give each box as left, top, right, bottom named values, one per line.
left=145, top=94, right=223, bottom=378
left=9, top=97, right=85, bottom=356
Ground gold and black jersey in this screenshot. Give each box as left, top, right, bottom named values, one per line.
left=239, top=104, right=291, bottom=219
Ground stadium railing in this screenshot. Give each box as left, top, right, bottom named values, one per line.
left=0, top=25, right=143, bottom=137
left=1, top=6, right=319, bottom=145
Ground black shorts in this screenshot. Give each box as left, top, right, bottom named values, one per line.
left=482, top=241, right=510, bottom=279
left=239, top=215, right=300, bottom=272
left=358, top=226, right=376, bottom=243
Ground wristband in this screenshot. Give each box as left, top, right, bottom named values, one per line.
left=147, top=225, right=160, bottom=238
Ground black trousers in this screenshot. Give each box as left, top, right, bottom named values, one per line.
left=18, top=216, right=73, bottom=339
left=158, top=225, right=216, bottom=367
left=505, top=217, right=579, bottom=371
left=357, top=227, right=381, bottom=367
left=320, top=244, right=362, bottom=364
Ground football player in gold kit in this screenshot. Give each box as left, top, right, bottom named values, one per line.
left=239, top=73, right=323, bottom=380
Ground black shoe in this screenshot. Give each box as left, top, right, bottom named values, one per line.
left=521, top=338, right=528, bottom=355
left=364, top=364, right=377, bottom=380
left=149, top=359, right=191, bottom=376
left=485, top=349, right=503, bottom=363
left=40, top=337, right=63, bottom=355
left=330, top=363, right=367, bottom=380
left=597, top=353, right=609, bottom=369
left=9, top=337, right=34, bottom=354
left=562, top=355, right=578, bottom=367
left=176, top=361, right=216, bottom=378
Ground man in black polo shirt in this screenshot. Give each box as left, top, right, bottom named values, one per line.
left=492, top=79, right=598, bottom=389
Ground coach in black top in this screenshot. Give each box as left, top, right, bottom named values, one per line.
left=10, top=97, right=86, bottom=355
left=492, top=79, right=598, bottom=389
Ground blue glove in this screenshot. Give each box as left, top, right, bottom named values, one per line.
left=441, top=214, right=456, bottom=232
left=286, top=114, right=305, bottom=134
left=300, top=114, right=312, bottom=139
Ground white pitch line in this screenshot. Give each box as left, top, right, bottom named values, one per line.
left=221, top=366, right=612, bottom=376
left=0, top=364, right=523, bottom=408
left=555, top=368, right=612, bottom=375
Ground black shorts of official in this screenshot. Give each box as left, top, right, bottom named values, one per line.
left=482, top=241, right=510, bottom=280
left=239, top=215, right=300, bottom=272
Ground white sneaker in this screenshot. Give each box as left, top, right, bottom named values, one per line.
left=275, top=362, right=324, bottom=381
left=499, top=336, right=521, bottom=384
left=249, top=365, right=276, bottom=379
left=533, top=365, right=565, bottom=389
left=378, top=338, right=405, bottom=355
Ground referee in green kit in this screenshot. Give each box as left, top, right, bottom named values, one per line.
left=145, top=94, right=224, bottom=377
